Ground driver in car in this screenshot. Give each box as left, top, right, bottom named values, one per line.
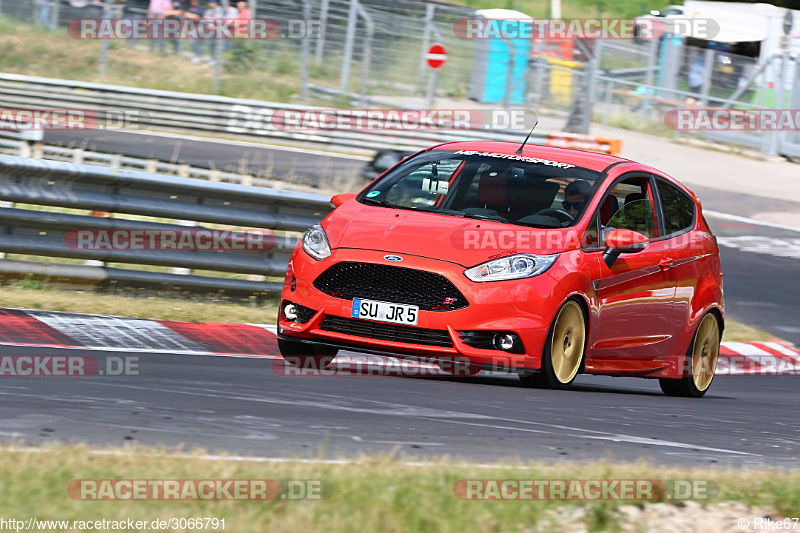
left=562, top=180, right=592, bottom=218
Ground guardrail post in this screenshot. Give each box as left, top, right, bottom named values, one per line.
left=18, top=141, right=32, bottom=158
left=0, top=200, right=10, bottom=259
left=171, top=220, right=198, bottom=275
left=73, top=148, right=85, bottom=164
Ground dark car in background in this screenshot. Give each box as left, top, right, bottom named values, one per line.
left=362, top=149, right=414, bottom=182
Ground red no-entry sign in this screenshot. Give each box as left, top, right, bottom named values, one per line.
left=425, top=44, right=447, bottom=70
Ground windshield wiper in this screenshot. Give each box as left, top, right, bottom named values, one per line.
left=454, top=212, right=518, bottom=225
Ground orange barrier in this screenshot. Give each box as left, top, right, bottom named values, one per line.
left=545, top=131, right=622, bottom=156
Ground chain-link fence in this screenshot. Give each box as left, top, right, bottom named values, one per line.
left=2, top=0, right=799, bottom=156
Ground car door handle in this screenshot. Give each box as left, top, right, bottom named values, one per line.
left=659, top=257, right=674, bottom=270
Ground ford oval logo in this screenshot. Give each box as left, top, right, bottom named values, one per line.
left=384, top=255, right=403, bottom=262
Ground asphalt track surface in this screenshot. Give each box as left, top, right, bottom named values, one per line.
left=4, top=131, right=798, bottom=466
left=0, top=342, right=798, bottom=468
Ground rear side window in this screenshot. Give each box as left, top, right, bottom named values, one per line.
left=657, top=180, right=695, bottom=235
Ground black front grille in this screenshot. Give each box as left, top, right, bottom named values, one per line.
left=313, top=262, right=468, bottom=311
left=320, top=316, right=453, bottom=347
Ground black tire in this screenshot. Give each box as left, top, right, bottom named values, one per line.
left=659, top=313, right=721, bottom=398
left=520, top=300, right=586, bottom=390
left=278, top=337, right=338, bottom=369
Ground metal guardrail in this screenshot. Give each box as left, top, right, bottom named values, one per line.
left=0, top=130, right=324, bottom=192
left=0, top=72, right=621, bottom=155
left=0, top=155, right=333, bottom=295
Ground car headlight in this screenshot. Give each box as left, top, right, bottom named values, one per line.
left=302, top=224, right=331, bottom=260
left=464, top=254, right=558, bottom=282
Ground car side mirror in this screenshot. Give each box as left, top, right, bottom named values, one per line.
left=330, top=193, right=356, bottom=208
left=602, top=228, right=649, bottom=267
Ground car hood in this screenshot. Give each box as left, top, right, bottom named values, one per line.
left=323, top=200, right=582, bottom=268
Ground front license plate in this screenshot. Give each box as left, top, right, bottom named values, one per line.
left=351, top=298, right=418, bottom=326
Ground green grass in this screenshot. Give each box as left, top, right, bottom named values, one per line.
left=0, top=445, right=797, bottom=533
left=0, top=17, right=303, bottom=102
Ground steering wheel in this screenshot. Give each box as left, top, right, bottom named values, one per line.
left=533, top=208, right=574, bottom=224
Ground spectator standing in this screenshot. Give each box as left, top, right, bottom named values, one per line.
left=688, top=54, right=706, bottom=95
left=148, top=0, right=172, bottom=52
left=34, top=0, right=55, bottom=31
left=183, top=0, right=205, bottom=62
left=203, top=0, right=238, bottom=63
left=164, top=1, right=187, bottom=54
left=235, top=1, right=251, bottom=39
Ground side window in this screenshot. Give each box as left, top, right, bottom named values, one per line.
left=605, top=199, right=656, bottom=237
left=598, top=177, right=657, bottom=238
left=657, top=180, right=695, bottom=235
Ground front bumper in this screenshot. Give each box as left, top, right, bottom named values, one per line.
left=279, top=247, right=563, bottom=371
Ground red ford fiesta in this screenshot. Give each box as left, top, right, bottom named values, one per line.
left=278, top=141, right=724, bottom=397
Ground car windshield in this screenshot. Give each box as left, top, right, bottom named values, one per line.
left=359, top=149, right=603, bottom=228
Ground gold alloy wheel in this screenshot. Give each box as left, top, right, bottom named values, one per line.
left=691, top=314, right=720, bottom=391
left=550, top=301, right=586, bottom=384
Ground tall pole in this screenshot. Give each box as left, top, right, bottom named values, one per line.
left=315, top=0, right=329, bottom=66
left=340, top=0, right=358, bottom=91
left=550, top=0, right=561, bottom=19
left=98, top=0, right=111, bottom=77
left=418, top=4, right=434, bottom=93
left=213, top=0, right=230, bottom=94
left=300, top=0, right=310, bottom=98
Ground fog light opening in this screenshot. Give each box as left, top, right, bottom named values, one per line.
left=283, top=303, right=298, bottom=321
left=494, top=333, right=516, bottom=351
